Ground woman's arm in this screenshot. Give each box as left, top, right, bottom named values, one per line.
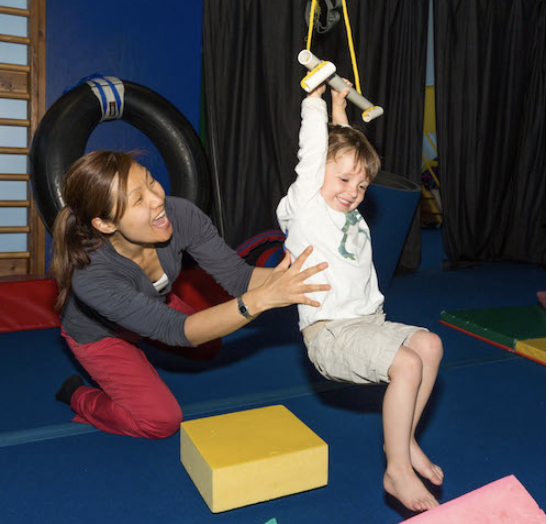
left=247, top=266, right=273, bottom=291
left=183, top=247, right=329, bottom=345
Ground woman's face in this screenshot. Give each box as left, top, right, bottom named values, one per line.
left=110, top=162, right=173, bottom=246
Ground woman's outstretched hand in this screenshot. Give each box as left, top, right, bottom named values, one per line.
left=184, top=246, right=329, bottom=345
left=254, top=246, right=330, bottom=311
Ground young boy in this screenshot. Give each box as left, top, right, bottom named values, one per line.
left=276, top=82, right=444, bottom=513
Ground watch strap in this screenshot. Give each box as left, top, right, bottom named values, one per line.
left=237, top=296, right=255, bottom=320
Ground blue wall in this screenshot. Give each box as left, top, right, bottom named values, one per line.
left=44, top=0, right=204, bottom=267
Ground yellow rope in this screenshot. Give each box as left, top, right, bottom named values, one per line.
left=341, top=0, right=361, bottom=94
left=305, top=0, right=362, bottom=95
left=306, top=0, right=318, bottom=51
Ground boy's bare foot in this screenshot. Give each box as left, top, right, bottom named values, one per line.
left=410, top=439, right=444, bottom=486
left=383, top=467, right=439, bottom=512
left=383, top=441, right=444, bottom=486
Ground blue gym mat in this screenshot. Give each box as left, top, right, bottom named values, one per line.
left=0, top=358, right=544, bottom=524
left=0, top=231, right=545, bottom=523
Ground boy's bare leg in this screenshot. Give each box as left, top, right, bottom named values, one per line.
left=382, top=346, right=439, bottom=512
left=406, top=331, right=444, bottom=485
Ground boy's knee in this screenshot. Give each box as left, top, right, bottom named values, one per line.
left=406, top=349, right=424, bottom=380
left=424, top=332, right=443, bottom=363
left=390, top=346, right=423, bottom=384
left=410, top=331, right=443, bottom=364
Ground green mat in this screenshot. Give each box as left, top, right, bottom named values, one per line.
left=440, top=305, right=546, bottom=350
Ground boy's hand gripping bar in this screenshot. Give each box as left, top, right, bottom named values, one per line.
left=298, top=50, right=384, bottom=123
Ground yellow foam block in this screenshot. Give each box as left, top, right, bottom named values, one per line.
left=180, top=405, right=328, bottom=513
left=515, top=338, right=546, bottom=364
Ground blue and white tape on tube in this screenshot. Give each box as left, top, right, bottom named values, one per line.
left=85, top=76, right=125, bottom=121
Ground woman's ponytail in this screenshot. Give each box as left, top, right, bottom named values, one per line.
left=50, top=207, right=102, bottom=310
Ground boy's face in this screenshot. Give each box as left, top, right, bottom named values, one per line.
left=320, top=150, right=368, bottom=213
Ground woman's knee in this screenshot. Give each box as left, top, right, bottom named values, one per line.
left=137, top=403, right=183, bottom=439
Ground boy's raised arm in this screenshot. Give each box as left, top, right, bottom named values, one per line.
left=277, top=86, right=329, bottom=221
left=331, top=80, right=351, bottom=126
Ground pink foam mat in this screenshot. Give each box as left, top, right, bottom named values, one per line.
left=401, top=475, right=545, bottom=523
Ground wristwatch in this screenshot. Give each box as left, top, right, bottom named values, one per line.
left=237, top=296, right=255, bottom=320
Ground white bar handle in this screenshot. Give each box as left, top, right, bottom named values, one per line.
left=298, top=50, right=384, bottom=123
left=300, top=61, right=337, bottom=93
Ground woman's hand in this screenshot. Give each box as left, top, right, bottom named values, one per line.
left=246, top=246, right=330, bottom=314
left=184, top=247, right=329, bottom=345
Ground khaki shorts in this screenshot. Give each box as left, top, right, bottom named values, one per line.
left=303, top=313, right=426, bottom=384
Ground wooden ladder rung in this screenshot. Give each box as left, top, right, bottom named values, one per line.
left=0, top=62, right=30, bottom=73
left=0, top=251, right=30, bottom=259
left=0, top=34, right=30, bottom=45
left=0, top=91, right=30, bottom=100
left=0, top=118, right=30, bottom=127
left=0, top=6, right=30, bottom=17
left=0, top=146, right=30, bottom=155
left=0, top=226, right=30, bottom=233
left=0, top=200, right=30, bottom=208
left=0, top=173, right=29, bottom=181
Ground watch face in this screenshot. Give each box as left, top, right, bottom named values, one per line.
left=238, top=297, right=252, bottom=319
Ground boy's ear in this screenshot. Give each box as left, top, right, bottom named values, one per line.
left=91, top=217, right=117, bottom=234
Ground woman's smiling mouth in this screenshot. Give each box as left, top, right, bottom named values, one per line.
left=152, top=209, right=170, bottom=229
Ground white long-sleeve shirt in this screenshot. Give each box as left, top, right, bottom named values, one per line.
left=276, top=97, right=384, bottom=330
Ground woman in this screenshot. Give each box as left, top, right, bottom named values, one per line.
left=51, top=150, right=329, bottom=439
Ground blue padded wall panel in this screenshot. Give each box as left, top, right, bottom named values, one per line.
left=359, top=171, right=421, bottom=295
left=43, top=0, right=204, bottom=268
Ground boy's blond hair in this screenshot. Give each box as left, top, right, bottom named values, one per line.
left=328, top=125, right=381, bottom=183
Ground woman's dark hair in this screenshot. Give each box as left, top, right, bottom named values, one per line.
left=328, top=125, right=381, bottom=182
left=50, top=150, right=136, bottom=310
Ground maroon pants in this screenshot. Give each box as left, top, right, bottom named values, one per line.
left=62, top=293, right=220, bottom=439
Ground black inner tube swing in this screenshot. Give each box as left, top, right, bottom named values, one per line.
left=30, top=77, right=211, bottom=233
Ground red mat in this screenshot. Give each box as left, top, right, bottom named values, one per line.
left=0, top=278, right=60, bottom=333
left=0, top=268, right=230, bottom=334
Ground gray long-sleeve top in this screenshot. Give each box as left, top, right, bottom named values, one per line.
left=61, top=196, right=254, bottom=347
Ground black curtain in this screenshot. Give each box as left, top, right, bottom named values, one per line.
left=203, top=0, right=429, bottom=272
left=434, top=0, right=545, bottom=266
